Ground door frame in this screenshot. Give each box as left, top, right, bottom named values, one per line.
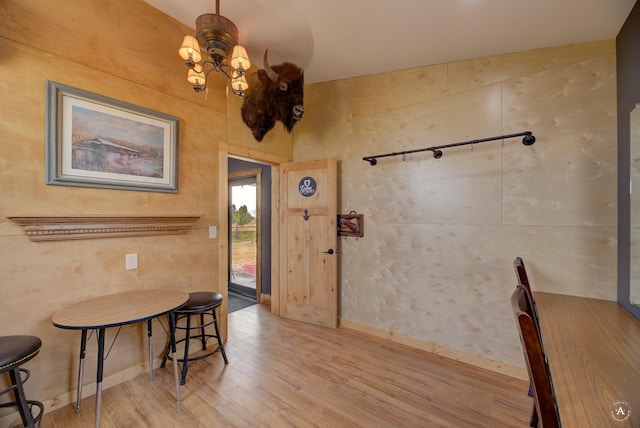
left=218, top=149, right=287, bottom=317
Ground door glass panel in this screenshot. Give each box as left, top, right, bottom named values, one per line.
left=230, top=177, right=257, bottom=297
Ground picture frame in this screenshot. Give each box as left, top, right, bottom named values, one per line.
left=338, top=212, right=364, bottom=238
left=46, top=80, right=179, bottom=193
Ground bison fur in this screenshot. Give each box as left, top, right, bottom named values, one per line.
left=241, top=51, right=304, bottom=142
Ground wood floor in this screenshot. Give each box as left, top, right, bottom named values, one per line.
left=42, top=303, right=531, bottom=427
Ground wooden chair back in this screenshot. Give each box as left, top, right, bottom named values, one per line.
left=513, top=257, right=543, bottom=335
left=514, top=256, right=532, bottom=294
left=511, top=285, right=561, bottom=428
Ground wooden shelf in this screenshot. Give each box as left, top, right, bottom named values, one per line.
left=8, top=216, right=200, bottom=242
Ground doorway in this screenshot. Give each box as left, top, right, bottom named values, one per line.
left=229, top=172, right=259, bottom=301
left=227, top=158, right=272, bottom=312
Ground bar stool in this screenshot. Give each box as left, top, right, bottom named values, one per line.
left=0, top=336, right=44, bottom=428
left=161, top=292, right=228, bottom=384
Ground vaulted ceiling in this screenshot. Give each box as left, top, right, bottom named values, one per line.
left=144, top=0, right=637, bottom=85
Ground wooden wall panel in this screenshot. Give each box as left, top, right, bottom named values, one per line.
left=0, top=0, right=291, bottom=423
left=294, top=41, right=618, bottom=376
left=0, top=0, right=223, bottom=110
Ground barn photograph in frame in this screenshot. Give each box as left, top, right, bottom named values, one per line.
left=46, top=81, right=179, bottom=193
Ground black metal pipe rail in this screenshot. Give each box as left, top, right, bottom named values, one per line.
left=362, top=131, right=536, bottom=166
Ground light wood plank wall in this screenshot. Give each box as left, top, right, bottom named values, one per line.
left=294, top=40, right=617, bottom=378
left=0, top=0, right=292, bottom=422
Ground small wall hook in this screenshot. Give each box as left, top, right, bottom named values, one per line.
left=303, top=209, right=310, bottom=221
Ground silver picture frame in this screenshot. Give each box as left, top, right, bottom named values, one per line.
left=46, top=80, right=179, bottom=193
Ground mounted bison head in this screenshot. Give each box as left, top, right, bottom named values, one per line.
left=241, top=50, right=304, bottom=142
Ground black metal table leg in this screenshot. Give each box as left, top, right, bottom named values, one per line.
left=75, top=329, right=87, bottom=412
left=147, top=320, right=153, bottom=380
left=168, top=312, right=181, bottom=404
left=95, top=328, right=105, bottom=428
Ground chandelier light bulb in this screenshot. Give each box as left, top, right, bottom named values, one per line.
left=230, top=45, right=251, bottom=71
left=231, top=74, right=248, bottom=92
left=178, top=35, right=202, bottom=65
left=187, top=69, right=206, bottom=86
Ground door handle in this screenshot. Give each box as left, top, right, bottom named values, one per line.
left=322, top=249, right=335, bottom=255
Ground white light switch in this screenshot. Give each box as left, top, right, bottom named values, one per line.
left=209, top=226, right=217, bottom=239
left=126, top=253, right=138, bottom=270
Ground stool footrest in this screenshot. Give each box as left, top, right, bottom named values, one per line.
left=0, top=368, right=30, bottom=396
left=0, top=400, right=44, bottom=426
left=164, top=335, right=225, bottom=364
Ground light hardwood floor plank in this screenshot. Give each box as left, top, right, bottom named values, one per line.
left=40, top=303, right=530, bottom=427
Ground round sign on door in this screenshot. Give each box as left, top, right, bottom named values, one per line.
left=299, top=177, right=317, bottom=197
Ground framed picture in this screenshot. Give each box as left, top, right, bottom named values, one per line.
left=46, top=81, right=179, bottom=193
left=338, top=212, right=364, bottom=238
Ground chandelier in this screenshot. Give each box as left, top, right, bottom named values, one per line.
left=178, top=0, right=251, bottom=97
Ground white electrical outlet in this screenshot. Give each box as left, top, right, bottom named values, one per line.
left=209, top=226, right=217, bottom=239
left=126, top=253, right=138, bottom=270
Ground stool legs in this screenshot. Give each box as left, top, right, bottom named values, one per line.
left=199, top=313, right=207, bottom=350
left=211, top=308, right=228, bottom=364
left=0, top=336, right=43, bottom=428
left=180, top=314, right=193, bottom=385
left=0, top=367, right=44, bottom=428
left=9, top=367, right=35, bottom=427
left=161, top=305, right=228, bottom=385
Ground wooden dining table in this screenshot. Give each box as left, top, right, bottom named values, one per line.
left=52, top=289, right=189, bottom=428
left=534, top=292, right=640, bottom=427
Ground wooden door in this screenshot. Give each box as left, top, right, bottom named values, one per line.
left=279, top=158, right=337, bottom=328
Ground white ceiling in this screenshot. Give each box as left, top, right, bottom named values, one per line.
left=144, top=0, right=637, bottom=85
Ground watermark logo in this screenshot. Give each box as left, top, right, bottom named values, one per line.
left=610, top=400, right=631, bottom=422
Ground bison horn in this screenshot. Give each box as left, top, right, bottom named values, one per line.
left=263, top=49, right=279, bottom=82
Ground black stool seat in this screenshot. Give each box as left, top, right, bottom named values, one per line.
left=0, top=336, right=44, bottom=427
left=179, top=291, right=223, bottom=313
left=161, top=292, right=228, bottom=384
left=0, top=336, right=41, bottom=371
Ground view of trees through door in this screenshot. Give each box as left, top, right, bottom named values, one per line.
left=229, top=174, right=259, bottom=300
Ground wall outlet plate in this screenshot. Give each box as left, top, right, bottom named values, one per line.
left=126, top=253, right=138, bottom=270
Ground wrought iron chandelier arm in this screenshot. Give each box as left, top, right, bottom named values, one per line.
left=203, top=59, right=233, bottom=80
left=195, top=60, right=245, bottom=96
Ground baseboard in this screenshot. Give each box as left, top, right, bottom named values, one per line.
left=260, top=293, right=271, bottom=305
left=338, top=317, right=528, bottom=381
